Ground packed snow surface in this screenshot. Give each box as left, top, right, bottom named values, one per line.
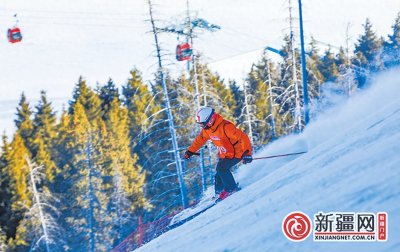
left=136, top=69, right=400, bottom=251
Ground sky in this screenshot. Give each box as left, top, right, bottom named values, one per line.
left=0, top=0, right=399, bottom=136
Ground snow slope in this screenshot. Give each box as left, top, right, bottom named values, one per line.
left=136, top=69, right=400, bottom=252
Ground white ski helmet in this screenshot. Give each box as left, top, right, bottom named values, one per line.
left=196, top=106, right=216, bottom=129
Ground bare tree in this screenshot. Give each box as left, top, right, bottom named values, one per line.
left=26, top=158, right=63, bottom=252
left=147, top=0, right=188, bottom=209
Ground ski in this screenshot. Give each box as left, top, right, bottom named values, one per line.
left=166, top=201, right=217, bottom=231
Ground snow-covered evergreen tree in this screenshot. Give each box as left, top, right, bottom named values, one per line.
left=306, top=37, right=324, bottom=98
left=353, top=18, right=383, bottom=87
left=383, top=12, right=400, bottom=68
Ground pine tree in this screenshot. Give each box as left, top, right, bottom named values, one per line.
left=48, top=109, right=76, bottom=250
left=104, top=98, right=146, bottom=209
left=97, top=78, right=120, bottom=120
left=306, top=38, right=324, bottom=98
left=386, top=12, right=400, bottom=49
left=122, top=69, right=160, bottom=152
left=354, top=19, right=382, bottom=64
left=14, top=93, right=34, bottom=151
left=336, top=47, right=349, bottom=68
left=32, top=91, right=58, bottom=184
left=245, top=54, right=280, bottom=145
left=121, top=70, right=175, bottom=219
left=229, top=80, right=244, bottom=122
left=123, top=71, right=171, bottom=220
left=383, top=12, right=400, bottom=67
left=51, top=108, right=75, bottom=196
left=64, top=99, right=116, bottom=251
left=0, top=134, right=13, bottom=239
left=353, top=19, right=383, bottom=87
left=8, top=134, right=32, bottom=212
left=69, top=76, right=102, bottom=121
left=319, top=47, right=340, bottom=82
left=32, top=91, right=56, bottom=149
left=103, top=98, right=147, bottom=247
left=143, top=72, right=191, bottom=217
left=63, top=101, right=103, bottom=251
left=332, top=47, right=358, bottom=97
left=5, top=133, right=32, bottom=250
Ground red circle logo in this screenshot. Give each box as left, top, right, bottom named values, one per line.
left=282, top=212, right=312, bottom=242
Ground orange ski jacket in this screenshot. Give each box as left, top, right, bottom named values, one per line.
left=188, top=114, right=252, bottom=159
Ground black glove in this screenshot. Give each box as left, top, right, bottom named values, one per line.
left=242, top=150, right=253, bottom=164
left=184, top=150, right=196, bottom=160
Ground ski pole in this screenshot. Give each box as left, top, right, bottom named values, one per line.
left=188, top=151, right=306, bottom=159
left=253, top=151, right=307, bottom=160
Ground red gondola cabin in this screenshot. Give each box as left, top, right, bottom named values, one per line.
left=8, top=27, right=22, bottom=43
left=176, top=43, right=192, bottom=61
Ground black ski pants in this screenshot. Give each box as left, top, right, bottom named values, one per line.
left=214, top=157, right=241, bottom=194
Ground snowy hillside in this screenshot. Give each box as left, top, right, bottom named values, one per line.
left=136, top=69, right=400, bottom=252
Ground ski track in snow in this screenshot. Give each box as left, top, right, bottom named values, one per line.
left=136, top=69, right=400, bottom=252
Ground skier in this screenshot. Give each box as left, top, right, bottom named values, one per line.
left=184, top=107, right=253, bottom=201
